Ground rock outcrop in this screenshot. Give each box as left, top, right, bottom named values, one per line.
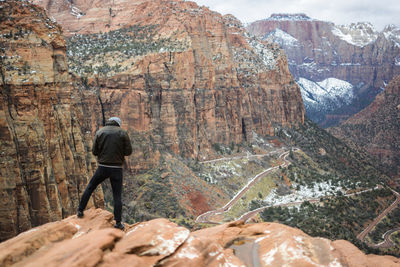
left=1, top=208, right=399, bottom=267
left=247, top=14, right=400, bottom=127
left=0, top=0, right=103, bottom=241
left=329, top=75, right=400, bottom=181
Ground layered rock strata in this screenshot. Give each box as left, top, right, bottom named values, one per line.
left=247, top=14, right=400, bottom=127
left=1, top=208, right=399, bottom=267
left=329, top=75, right=400, bottom=181
left=32, top=0, right=305, bottom=170
left=0, top=0, right=103, bottom=241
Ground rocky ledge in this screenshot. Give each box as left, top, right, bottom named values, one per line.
left=0, top=208, right=399, bottom=267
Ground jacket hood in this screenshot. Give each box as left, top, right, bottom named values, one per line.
left=105, top=120, right=120, bottom=127
left=107, top=117, right=122, bottom=127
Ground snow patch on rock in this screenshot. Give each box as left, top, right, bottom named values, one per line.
left=383, top=25, right=400, bottom=48
left=176, top=236, right=199, bottom=259
left=297, top=77, right=354, bottom=113
left=70, top=5, right=85, bottom=19
left=143, top=228, right=190, bottom=256
left=262, top=246, right=278, bottom=265
left=331, top=22, right=378, bottom=47
left=264, top=29, right=300, bottom=47
left=248, top=38, right=277, bottom=69
left=266, top=13, right=315, bottom=22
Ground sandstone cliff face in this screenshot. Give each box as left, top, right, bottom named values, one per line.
left=329, top=75, right=400, bottom=181
left=1, top=208, right=399, bottom=267
left=0, top=0, right=103, bottom=241
left=247, top=14, right=400, bottom=127
left=33, top=0, right=305, bottom=171
left=28, top=0, right=305, bottom=224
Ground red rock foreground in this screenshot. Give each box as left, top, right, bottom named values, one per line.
left=1, top=209, right=399, bottom=267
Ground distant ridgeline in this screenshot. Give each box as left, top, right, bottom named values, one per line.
left=248, top=14, right=400, bottom=127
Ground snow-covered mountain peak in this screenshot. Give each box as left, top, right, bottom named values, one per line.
left=266, top=13, right=314, bottom=21
left=383, top=25, right=400, bottom=48
left=297, top=77, right=354, bottom=113
left=383, top=24, right=399, bottom=32
left=332, top=22, right=378, bottom=47
left=318, top=78, right=354, bottom=101
left=263, top=28, right=299, bottom=47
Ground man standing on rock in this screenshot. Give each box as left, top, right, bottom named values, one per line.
left=77, top=117, right=132, bottom=230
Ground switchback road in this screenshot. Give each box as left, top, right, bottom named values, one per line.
left=357, top=189, right=400, bottom=248
left=195, top=149, right=295, bottom=224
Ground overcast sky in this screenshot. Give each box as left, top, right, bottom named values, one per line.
left=193, top=0, right=400, bottom=31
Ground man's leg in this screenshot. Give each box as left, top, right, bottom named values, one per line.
left=109, top=168, right=123, bottom=225
left=78, top=166, right=108, bottom=215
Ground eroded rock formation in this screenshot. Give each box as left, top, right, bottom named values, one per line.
left=1, top=0, right=306, bottom=239
left=33, top=0, right=305, bottom=170
left=29, top=0, right=306, bottom=222
left=1, top=208, right=399, bottom=267
left=0, top=0, right=103, bottom=241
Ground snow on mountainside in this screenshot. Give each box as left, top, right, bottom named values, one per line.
left=248, top=14, right=400, bottom=127
left=297, top=77, right=354, bottom=113
left=383, top=24, right=400, bottom=49
left=331, top=22, right=378, bottom=47
left=265, top=13, right=315, bottom=21
left=264, top=28, right=300, bottom=47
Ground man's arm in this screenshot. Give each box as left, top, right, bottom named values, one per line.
left=123, top=132, right=133, bottom=156
left=92, top=133, right=100, bottom=156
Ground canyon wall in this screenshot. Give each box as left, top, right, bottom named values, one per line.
left=20, top=0, right=306, bottom=223
left=0, top=0, right=103, bottom=241
left=329, top=75, right=400, bottom=181
left=33, top=0, right=305, bottom=171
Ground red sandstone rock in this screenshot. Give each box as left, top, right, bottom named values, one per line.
left=0, top=0, right=103, bottom=241
left=28, top=0, right=306, bottom=221
left=33, top=0, right=305, bottom=165
left=1, top=208, right=399, bottom=267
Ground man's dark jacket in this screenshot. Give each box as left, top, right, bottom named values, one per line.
left=92, top=120, right=133, bottom=166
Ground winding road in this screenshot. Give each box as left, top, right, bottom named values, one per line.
left=199, top=148, right=285, bottom=164
left=196, top=148, right=400, bottom=249
left=357, top=189, right=400, bottom=248
left=195, top=149, right=295, bottom=223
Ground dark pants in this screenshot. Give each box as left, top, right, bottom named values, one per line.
left=78, top=166, right=123, bottom=222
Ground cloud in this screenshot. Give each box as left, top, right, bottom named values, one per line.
left=193, top=0, right=400, bottom=30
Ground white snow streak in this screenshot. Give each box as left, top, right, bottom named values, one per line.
left=144, top=229, right=190, bottom=256
left=331, top=23, right=378, bottom=47
left=265, top=29, right=300, bottom=47
left=264, top=181, right=344, bottom=206
left=262, top=246, right=278, bottom=265
left=297, top=77, right=354, bottom=112
left=383, top=25, right=400, bottom=48
left=176, top=236, right=199, bottom=259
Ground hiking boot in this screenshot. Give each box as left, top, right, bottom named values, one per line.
left=77, top=210, right=84, bottom=218
left=114, top=222, right=125, bottom=230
